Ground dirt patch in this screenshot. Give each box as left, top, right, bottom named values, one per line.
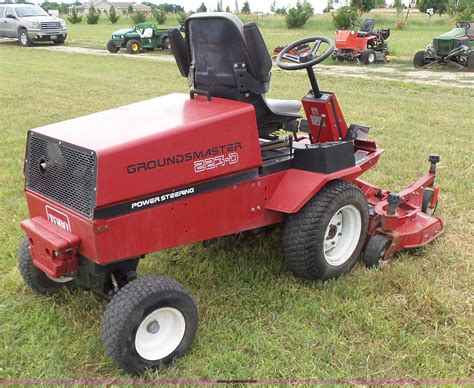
left=26, top=44, right=474, bottom=89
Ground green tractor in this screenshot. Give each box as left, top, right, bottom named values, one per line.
left=414, top=21, right=474, bottom=69
left=107, top=23, right=171, bottom=54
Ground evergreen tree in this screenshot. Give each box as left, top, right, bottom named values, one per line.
left=86, top=5, right=99, bottom=24
left=241, top=1, right=251, bottom=13
left=196, top=2, right=207, bottom=12
left=108, top=6, right=120, bottom=23
left=67, top=6, right=82, bottom=24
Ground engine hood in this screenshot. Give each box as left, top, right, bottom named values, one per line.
left=436, top=27, right=467, bottom=40
left=23, top=15, right=65, bottom=23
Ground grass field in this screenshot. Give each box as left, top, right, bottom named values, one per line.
left=0, top=35, right=473, bottom=382
left=62, top=12, right=458, bottom=63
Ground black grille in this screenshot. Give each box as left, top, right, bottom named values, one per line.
left=26, top=133, right=97, bottom=218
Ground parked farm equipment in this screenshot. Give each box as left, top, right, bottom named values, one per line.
left=414, top=21, right=474, bottom=69
left=19, top=13, right=444, bottom=375
left=333, top=18, right=390, bottom=64
left=107, top=22, right=171, bottom=54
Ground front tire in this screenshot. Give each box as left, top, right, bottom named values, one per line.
left=161, top=36, right=171, bottom=51
left=107, top=39, right=120, bottom=53
left=101, top=276, right=198, bottom=375
left=363, top=234, right=392, bottom=268
left=467, top=53, right=474, bottom=70
left=283, top=180, right=369, bottom=281
left=18, top=29, right=31, bottom=47
left=18, top=237, right=74, bottom=295
left=360, top=49, right=376, bottom=65
left=126, top=39, right=141, bottom=54
left=414, top=50, right=426, bottom=68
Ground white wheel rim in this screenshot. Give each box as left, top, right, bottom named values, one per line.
left=21, top=33, right=28, bottom=45
left=369, top=53, right=375, bottom=63
left=46, top=274, right=73, bottom=283
left=135, top=307, right=186, bottom=361
left=324, top=205, right=362, bottom=266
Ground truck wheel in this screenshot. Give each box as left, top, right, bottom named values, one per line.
left=126, top=39, right=141, bottom=54
left=414, top=50, right=426, bottom=68
left=107, top=39, right=120, bottom=53
left=283, top=180, right=369, bottom=281
left=363, top=234, right=392, bottom=268
left=18, top=29, right=31, bottom=47
left=53, top=36, right=66, bottom=45
left=102, top=276, right=198, bottom=375
left=360, top=49, right=376, bottom=65
left=18, top=237, right=74, bottom=295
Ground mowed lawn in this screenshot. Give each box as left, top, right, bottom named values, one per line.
left=64, top=12, right=458, bottom=63
left=0, top=44, right=473, bottom=381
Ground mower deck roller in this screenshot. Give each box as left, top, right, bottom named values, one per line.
left=19, top=12, right=444, bottom=375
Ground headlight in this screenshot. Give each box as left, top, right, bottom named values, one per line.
left=120, top=35, right=124, bottom=38
left=31, top=21, right=40, bottom=29
left=60, top=20, right=66, bottom=28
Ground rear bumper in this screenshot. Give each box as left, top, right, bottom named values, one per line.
left=20, top=216, right=80, bottom=278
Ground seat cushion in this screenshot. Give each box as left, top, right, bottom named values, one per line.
left=265, top=98, right=301, bottom=117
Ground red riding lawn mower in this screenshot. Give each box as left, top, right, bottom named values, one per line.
left=333, top=18, right=391, bottom=64
left=19, top=13, right=443, bottom=375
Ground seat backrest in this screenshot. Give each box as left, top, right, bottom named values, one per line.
left=143, top=27, right=153, bottom=38
left=185, top=12, right=272, bottom=97
left=360, top=18, right=375, bottom=33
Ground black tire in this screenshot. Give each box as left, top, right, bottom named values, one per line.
left=422, top=189, right=436, bottom=215
left=126, top=39, right=141, bottom=54
left=107, top=39, right=120, bottom=53
left=53, top=35, right=66, bottom=45
left=102, top=276, right=198, bottom=375
left=283, top=180, right=369, bottom=281
left=18, top=236, right=75, bottom=295
left=467, top=53, right=474, bottom=70
left=161, top=36, right=170, bottom=51
left=414, top=50, right=426, bottom=68
left=18, top=29, right=31, bottom=47
left=363, top=234, right=392, bottom=268
left=360, top=49, right=376, bottom=65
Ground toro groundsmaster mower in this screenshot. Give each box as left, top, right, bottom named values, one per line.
left=333, top=18, right=390, bottom=64
left=414, top=21, right=474, bottom=69
left=106, top=22, right=171, bottom=54
left=19, top=13, right=444, bottom=375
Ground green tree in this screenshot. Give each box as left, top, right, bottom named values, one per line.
left=394, top=0, right=404, bottom=12
left=108, top=6, right=120, bottom=23
left=196, top=2, right=207, bottom=12
left=275, top=6, right=287, bottom=14
left=131, top=10, right=146, bottom=23
left=67, top=6, right=82, bottom=24
left=241, top=1, right=251, bottom=13
left=128, top=4, right=134, bottom=15
left=225, top=5, right=231, bottom=12
left=216, top=0, right=223, bottom=11
left=154, top=8, right=166, bottom=24
left=332, top=6, right=358, bottom=29
left=86, top=5, right=99, bottom=24
left=351, top=0, right=375, bottom=14
left=285, top=0, right=313, bottom=29
left=448, top=0, right=474, bottom=19
left=176, top=11, right=187, bottom=25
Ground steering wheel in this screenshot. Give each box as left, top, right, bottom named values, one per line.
left=456, top=21, right=471, bottom=29
left=350, top=17, right=361, bottom=30
left=276, top=37, right=335, bottom=71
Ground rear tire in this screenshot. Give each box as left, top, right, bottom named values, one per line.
left=360, top=49, right=376, bottom=65
left=161, top=36, right=170, bottom=51
left=102, top=276, right=198, bottom=375
left=18, top=237, right=74, bottom=295
left=283, top=180, right=369, bottom=281
left=18, top=29, right=31, bottom=47
left=126, top=39, right=141, bottom=54
left=107, top=39, right=120, bottom=53
left=414, top=50, right=426, bottom=68
left=467, top=53, right=474, bottom=70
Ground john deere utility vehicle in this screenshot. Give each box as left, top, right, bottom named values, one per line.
left=414, top=21, right=474, bottom=69
left=107, top=22, right=170, bottom=54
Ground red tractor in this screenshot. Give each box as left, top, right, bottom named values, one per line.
left=333, top=18, right=390, bottom=64
left=19, top=13, right=443, bottom=375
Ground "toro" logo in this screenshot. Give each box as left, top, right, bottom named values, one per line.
left=45, top=205, right=72, bottom=232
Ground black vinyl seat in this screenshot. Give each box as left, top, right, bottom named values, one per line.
left=168, top=13, right=301, bottom=136
left=357, top=18, right=375, bottom=37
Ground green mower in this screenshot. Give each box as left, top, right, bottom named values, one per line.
left=107, top=23, right=171, bottom=54
left=414, top=21, right=474, bottom=69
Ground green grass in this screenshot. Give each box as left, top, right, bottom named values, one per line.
left=63, top=12, right=458, bottom=63
left=0, top=43, right=473, bottom=382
